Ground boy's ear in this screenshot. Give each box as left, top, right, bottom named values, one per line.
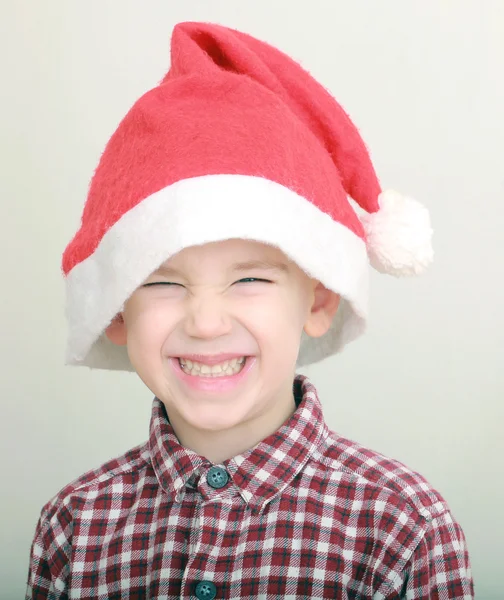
left=303, top=282, right=340, bottom=338
left=105, top=313, right=127, bottom=346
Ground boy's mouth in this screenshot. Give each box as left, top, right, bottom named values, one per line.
left=178, top=356, right=247, bottom=377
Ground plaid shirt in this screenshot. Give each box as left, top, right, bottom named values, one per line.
left=26, top=375, right=473, bottom=599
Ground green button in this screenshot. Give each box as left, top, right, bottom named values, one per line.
left=195, top=580, right=217, bottom=599
left=206, top=466, right=229, bottom=489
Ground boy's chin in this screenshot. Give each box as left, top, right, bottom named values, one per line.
left=184, top=408, right=252, bottom=433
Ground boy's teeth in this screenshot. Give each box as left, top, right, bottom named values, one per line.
left=179, top=356, right=246, bottom=377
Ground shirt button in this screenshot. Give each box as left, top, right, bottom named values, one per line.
left=206, top=466, right=229, bottom=489
left=194, top=580, right=217, bottom=599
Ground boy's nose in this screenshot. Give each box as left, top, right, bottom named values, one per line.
left=183, top=296, right=233, bottom=340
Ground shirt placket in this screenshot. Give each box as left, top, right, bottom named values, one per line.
left=180, top=464, right=242, bottom=600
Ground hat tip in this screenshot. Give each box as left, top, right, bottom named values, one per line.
left=360, top=189, right=434, bottom=277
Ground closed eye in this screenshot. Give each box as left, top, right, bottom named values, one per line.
left=143, top=282, right=183, bottom=287
left=235, top=278, right=272, bottom=284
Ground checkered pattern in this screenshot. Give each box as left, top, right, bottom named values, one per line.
left=26, top=375, right=474, bottom=599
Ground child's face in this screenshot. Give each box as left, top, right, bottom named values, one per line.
left=106, top=239, right=338, bottom=437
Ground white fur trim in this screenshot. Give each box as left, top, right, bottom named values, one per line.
left=64, top=175, right=369, bottom=371
left=360, top=189, right=434, bottom=276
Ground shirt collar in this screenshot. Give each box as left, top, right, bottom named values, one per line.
left=148, top=374, right=329, bottom=511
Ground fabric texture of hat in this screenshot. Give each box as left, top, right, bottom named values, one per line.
left=62, top=21, right=434, bottom=371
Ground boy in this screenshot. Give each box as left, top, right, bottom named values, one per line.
left=26, top=21, right=473, bottom=599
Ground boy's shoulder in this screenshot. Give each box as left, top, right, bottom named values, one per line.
left=314, top=428, right=450, bottom=523
left=40, top=441, right=151, bottom=521
left=39, top=425, right=448, bottom=529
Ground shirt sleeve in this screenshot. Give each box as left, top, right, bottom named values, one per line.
left=25, top=508, right=71, bottom=600
left=396, top=510, right=474, bottom=599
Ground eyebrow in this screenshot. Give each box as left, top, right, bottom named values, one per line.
left=155, top=259, right=289, bottom=277
left=231, top=260, right=289, bottom=273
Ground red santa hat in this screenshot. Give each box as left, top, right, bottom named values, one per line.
left=62, top=21, right=433, bottom=371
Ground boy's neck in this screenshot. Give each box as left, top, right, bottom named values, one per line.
left=165, top=390, right=298, bottom=465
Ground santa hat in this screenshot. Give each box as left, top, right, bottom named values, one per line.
left=62, top=21, right=433, bottom=371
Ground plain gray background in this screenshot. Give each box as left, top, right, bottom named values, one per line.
left=2, top=1, right=503, bottom=598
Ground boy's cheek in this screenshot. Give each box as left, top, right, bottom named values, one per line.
left=125, top=314, right=172, bottom=353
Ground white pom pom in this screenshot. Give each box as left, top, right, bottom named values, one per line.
left=360, top=190, right=434, bottom=276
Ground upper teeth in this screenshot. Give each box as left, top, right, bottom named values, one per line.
left=179, top=357, right=246, bottom=376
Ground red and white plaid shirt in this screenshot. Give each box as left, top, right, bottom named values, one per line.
left=26, top=375, right=473, bottom=599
